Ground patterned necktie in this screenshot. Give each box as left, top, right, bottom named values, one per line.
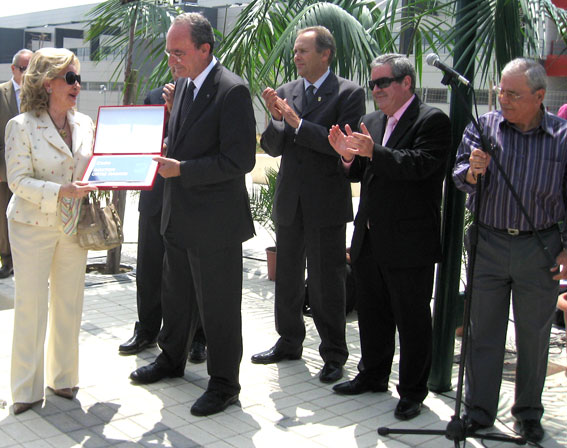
left=382, top=116, right=398, bottom=146
left=303, top=84, right=315, bottom=110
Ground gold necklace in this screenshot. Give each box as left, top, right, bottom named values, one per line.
left=48, top=112, right=68, bottom=139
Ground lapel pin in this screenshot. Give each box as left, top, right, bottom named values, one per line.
left=317, top=97, right=321, bottom=102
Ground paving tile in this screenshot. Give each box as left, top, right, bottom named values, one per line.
left=143, top=428, right=201, bottom=448
left=111, top=442, right=141, bottom=448
left=23, top=417, right=61, bottom=439
left=2, top=421, right=41, bottom=444
left=43, top=412, right=84, bottom=434
left=224, top=432, right=261, bottom=448
left=110, top=418, right=148, bottom=439
left=66, top=428, right=114, bottom=447
left=85, top=402, right=125, bottom=423
left=89, top=423, right=130, bottom=443
left=0, top=432, right=17, bottom=448
left=17, top=440, right=52, bottom=448
left=175, top=424, right=219, bottom=446
left=45, top=433, right=77, bottom=448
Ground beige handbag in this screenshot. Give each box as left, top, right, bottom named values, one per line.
left=77, top=196, right=123, bottom=251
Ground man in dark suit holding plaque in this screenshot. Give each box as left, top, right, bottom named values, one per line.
left=328, top=54, right=450, bottom=420
left=129, top=12, right=256, bottom=417
left=251, top=26, right=365, bottom=384
left=119, top=68, right=207, bottom=364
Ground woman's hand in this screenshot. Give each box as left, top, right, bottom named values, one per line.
left=58, top=181, right=97, bottom=199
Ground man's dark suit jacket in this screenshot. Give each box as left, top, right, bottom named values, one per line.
left=260, top=73, right=365, bottom=228
left=348, top=96, right=451, bottom=268
left=0, top=80, right=18, bottom=260
left=161, top=62, right=255, bottom=248
left=139, top=86, right=166, bottom=217
left=0, top=80, right=18, bottom=182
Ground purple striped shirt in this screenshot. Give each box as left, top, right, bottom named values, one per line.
left=453, top=109, right=567, bottom=239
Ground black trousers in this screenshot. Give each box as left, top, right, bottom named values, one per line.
left=274, top=203, right=348, bottom=365
left=354, top=230, right=434, bottom=403
left=136, top=210, right=206, bottom=344
left=157, top=230, right=243, bottom=395
left=136, top=210, right=164, bottom=337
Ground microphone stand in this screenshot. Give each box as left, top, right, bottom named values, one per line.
left=377, top=71, right=556, bottom=446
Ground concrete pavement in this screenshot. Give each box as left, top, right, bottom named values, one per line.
left=0, top=192, right=565, bottom=448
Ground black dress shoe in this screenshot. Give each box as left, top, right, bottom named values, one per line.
left=251, top=344, right=302, bottom=364
left=119, top=324, right=157, bottom=355
left=517, top=419, right=544, bottom=442
left=189, top=341, right=207, bottom=363
left=0, top=265, right=13, bottom=279
left=464, top=416, right=492, bottom=434
left=129, top=362, right=184, bottom=384
left=319, top=361, right=343, bottom=383
left=333, top=373, right=388, bottom=395
left=394, top=397, right=422, bottom=420
left=190, top=390, right=239, bottom=416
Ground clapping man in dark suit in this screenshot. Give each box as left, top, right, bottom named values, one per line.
left=119, top=67, right=207, bottom=363
left=329, top=54, right=451, bottom=420
left=0, top=49, right=33, bottom=278
left=129, top=12, right=256, bottom=417
left=251, top=26, right=365, bottom=383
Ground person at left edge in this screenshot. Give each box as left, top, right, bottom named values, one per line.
left=129, top=12, right=256, bottom=417
left=0, top=49, right=33, bottom=279
left=6, top=47, right=97, bottom=415
left=119, top=66, right=208, bottom=363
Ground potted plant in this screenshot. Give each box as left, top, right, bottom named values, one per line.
left=250, top=166, right=278, bottom=280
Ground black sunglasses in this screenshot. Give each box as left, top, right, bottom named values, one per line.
left=57, top=71, right=81, bottom=85
left=15, top=65, right=27, bottom=72
left=368, top=76, right=405, bottom=90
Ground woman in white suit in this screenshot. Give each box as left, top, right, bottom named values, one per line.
left=5, top=48, right=97, bottom=415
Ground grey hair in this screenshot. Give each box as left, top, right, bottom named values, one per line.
left=172, top=12, right=215, bottom=53
left=370, top=53, right=416, bottom=93
left=502, top=58, right=547, bottom=92
left=12, top=49, right=33, bottom=66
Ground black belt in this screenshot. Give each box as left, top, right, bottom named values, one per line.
left=478, top=222, right=557, bottom=236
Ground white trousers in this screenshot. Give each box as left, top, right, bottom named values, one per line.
left=9, top=220, right=88, bottom=403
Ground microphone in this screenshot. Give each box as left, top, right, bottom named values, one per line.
left=426, top=53, right=470, bottom=86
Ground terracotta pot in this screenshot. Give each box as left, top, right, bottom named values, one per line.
left=266, top=246, right=276, bottom=281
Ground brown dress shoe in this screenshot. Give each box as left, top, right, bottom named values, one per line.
left=48, top=386, right=77, bottom=399
left=13, top=400, right=42, bottom=415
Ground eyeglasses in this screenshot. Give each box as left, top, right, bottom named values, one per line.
left=56, top=71, right=81, bottom=85
left=494, top=86, right=523, bottom=102
left=368, top=76, right=405, bottom=90
left=15, top=65, right=27, bottom=72
left=164, top=49, right=185, bottom=60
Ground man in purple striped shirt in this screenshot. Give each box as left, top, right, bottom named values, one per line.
left=453, top=58, right=567, bottom=443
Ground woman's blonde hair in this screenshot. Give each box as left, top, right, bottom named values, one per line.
left=20, top=47, right=80, bottom=114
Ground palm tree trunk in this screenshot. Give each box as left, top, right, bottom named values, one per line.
left=105, top=8, right=138, bottom=274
